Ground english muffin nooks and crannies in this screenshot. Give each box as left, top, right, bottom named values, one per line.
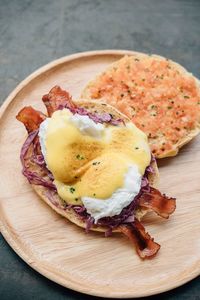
left=17, top=86, right=176, bottom=259
left=82, top=54, right=200, bottom=158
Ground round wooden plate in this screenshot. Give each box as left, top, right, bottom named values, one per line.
left=0, top=50, right=200, bottom=298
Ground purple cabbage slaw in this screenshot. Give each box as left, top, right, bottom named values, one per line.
left=20, top=130, right=56, bottom=190
left=58, top=104, right=125, bottom=126
left=20, top=104, right=155, bottom=234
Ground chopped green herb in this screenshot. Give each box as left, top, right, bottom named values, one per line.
left=135, top=147, right=139, bottom=150
left=76, top=154, right=84, bottom=160
left=198, top=101, right=200, bottom=105
left=75, top=198, right=79, bottom=201
left=93, top=161, right=100, bottom=165
left=70, top=187, right=75, bottom=193
left=135, top=58, right=140, bottom=61
left=184, top=95, right=189, bottom=99
left=167, top=106, right=172, bottom=109
left=93, top=193, right=96, bottom=197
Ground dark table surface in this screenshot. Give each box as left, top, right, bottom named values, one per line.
left=0, top=0, right=200, bottom=299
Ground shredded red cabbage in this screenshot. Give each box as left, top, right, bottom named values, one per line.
left=58, top=104, right=124, bottom=126
left=20, top=130, right=56, bottom=190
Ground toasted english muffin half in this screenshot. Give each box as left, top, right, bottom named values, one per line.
left=31, top=100, right=159, bottom=233
left=81, top=54, right=200, bottom=158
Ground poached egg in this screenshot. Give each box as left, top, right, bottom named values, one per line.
left=39, top=109, right=151, bottom=222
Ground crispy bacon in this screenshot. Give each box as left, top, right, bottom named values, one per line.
left=16, top=106, right=46, bottom=133
left=42, top=85, right=74, bottom=116
left=138, top=187, right=176, bottom=219
left=119, top=219, right=160, bottom=259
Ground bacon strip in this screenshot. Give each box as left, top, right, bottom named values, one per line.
left=138, top=187, right=176, bottom=219
left=16, top=106, right=46, bottom=133
left=119, top=219, right=160, bottom=259
left=42, top=85, right=74, bottom=116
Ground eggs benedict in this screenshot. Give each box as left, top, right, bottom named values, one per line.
left=16, top=86, right=176, bottom=259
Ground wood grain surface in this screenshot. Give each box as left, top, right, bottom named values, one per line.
left=0, top=50, right=200, bottom=298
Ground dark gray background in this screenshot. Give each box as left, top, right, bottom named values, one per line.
left=0, top=0, right=200, bottom=299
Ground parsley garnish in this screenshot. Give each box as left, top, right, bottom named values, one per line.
left=76, top=154, right=84, bottom=160
left=92, top=161, right=100, bottom=165
left=70, top=187, right=75, bottom=193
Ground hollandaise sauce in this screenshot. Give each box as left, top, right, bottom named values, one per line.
left=39, top=109, right=151, bottom=220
